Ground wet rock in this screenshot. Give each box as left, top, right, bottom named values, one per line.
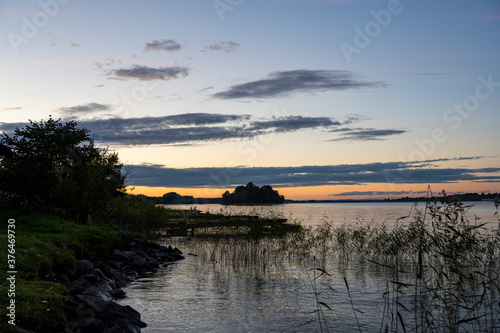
left=113, top=288, right=126, bottom=299
left=108, top=323, right=141, bottom=333
left=98, top=302, right=147, bottom=328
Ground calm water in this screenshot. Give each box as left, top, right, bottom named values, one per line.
left=118, top=202, right=499, bottom=332
left=169, top=201, right=499, bottom=228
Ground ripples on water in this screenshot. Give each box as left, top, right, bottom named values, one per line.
left=118, top=202, right=499, bottom=332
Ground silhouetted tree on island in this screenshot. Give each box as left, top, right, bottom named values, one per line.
left=222, top=182, right=285, bottom=205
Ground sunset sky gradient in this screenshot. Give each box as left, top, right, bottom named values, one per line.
left=1, top=0, right=499, bottom=200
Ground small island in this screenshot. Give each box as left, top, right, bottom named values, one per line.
left=222, top=182, right=285, bottom=205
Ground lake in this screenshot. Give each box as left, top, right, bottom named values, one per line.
left=118, top=202, right=499, bottom=332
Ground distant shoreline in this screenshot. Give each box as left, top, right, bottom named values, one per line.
left=144, top=192, right=499, bottom=205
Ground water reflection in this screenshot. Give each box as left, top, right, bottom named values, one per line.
left=118, top=202, right=499, bottom=332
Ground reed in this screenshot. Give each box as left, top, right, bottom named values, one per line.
left=166, top=192, right=499, bottom=332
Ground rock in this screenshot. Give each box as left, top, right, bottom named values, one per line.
left=112, top=249, right=131, bottom=263
left=65, top=316, right=107, bottom=333
left=65, top=296, right=83, bottom=316
left=57, top=272, right=70, bottom=285
left=82, top=285, right=113, bottom=303
left=116, top=230, right=132, bottom=244
left=75, top=294, right=108, bottom=313
left=68, top=278, right=93, bottom=296
left=130, top=247, right=148, bottom=258
left=98, top=302, right=147, bottom=328
left=108, top=323, right=141, bottom=333
left=147, top=257, right=160, bottom=269
left=14, top=325, right=36, bottom=333
left=103, top=267, right=128, bottom=288
left=93, top=260, right=106, bottom=271
left=77, top=260, right=94, bottom=277
left=113, top=288, right=126, bottom=299
left=107, top=260, right=122, bottom=270
left=96, top=279, right=115, bottom=295
left=93, top=268, right=109, bottom=281
left=132, top=257, right=147, bottom=268
left=121, top=264, right=138, bottom=279
left=81, top=274, right=97, bottom=284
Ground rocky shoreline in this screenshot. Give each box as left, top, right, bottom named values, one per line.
left=49, top=231, right=183, bottom=333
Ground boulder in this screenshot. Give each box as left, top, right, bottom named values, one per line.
left=68, top=278, right=92, bottom=296
left=75, top=294, right=108, bottom=313
left=116, top=230, right=132, bottom=244
left=82, top=285, right=113, bottom=303
left=96, top=279, right=115, bottom=295
left=108, top=323, right=141, bottom=333
left=107, top=260, right=122, bottom=270
left=65, top=316, right=107, bottom=333
left=112, top=249, right=131, bottom=263
left=98, top=302, right=147, bottom=328
left=76, top=260, right=94, bottom=277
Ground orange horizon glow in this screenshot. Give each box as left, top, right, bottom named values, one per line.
left=128, top=181, right=500, bottom=201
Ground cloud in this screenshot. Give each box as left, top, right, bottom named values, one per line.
left=144, top=39, right=181, bottom=52
left=202, top=41, right=239, bottom=53
left=330, top=128, right=407, bottom=141
left=126, top=157, right=500, bottom=188
left=0, top=113, right=406, bottom=146
left=69, top=113, right=344, bottom=146
left=111, top=65, right=189, bottom=81
left=0, top=107, right=23, bottom=112
left=249, top=116, right=340, bottom=132
left=330, top=190, right=428, bottom=197
left=213, top=69, right=385, bottom=99
left=59, top=103, right=110, bottom=116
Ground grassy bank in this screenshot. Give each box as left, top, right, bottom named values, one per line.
left=0, top=208, right=135, bottom=332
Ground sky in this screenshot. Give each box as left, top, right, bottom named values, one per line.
left=1, top=0, right=499, bottom=200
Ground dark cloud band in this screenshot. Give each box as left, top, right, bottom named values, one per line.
left=112, top=65, right=189, bottom=81
left=127, top=157, right=500, bottom=188
left=213, top=69, right=385, bottom=99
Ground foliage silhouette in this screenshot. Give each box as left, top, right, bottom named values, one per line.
left=222, top=182, right=285, bottom=205
left=0, top=117, right=126, bottom=222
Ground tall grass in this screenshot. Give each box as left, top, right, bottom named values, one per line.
left=306, top=192, right=500, bottom=332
